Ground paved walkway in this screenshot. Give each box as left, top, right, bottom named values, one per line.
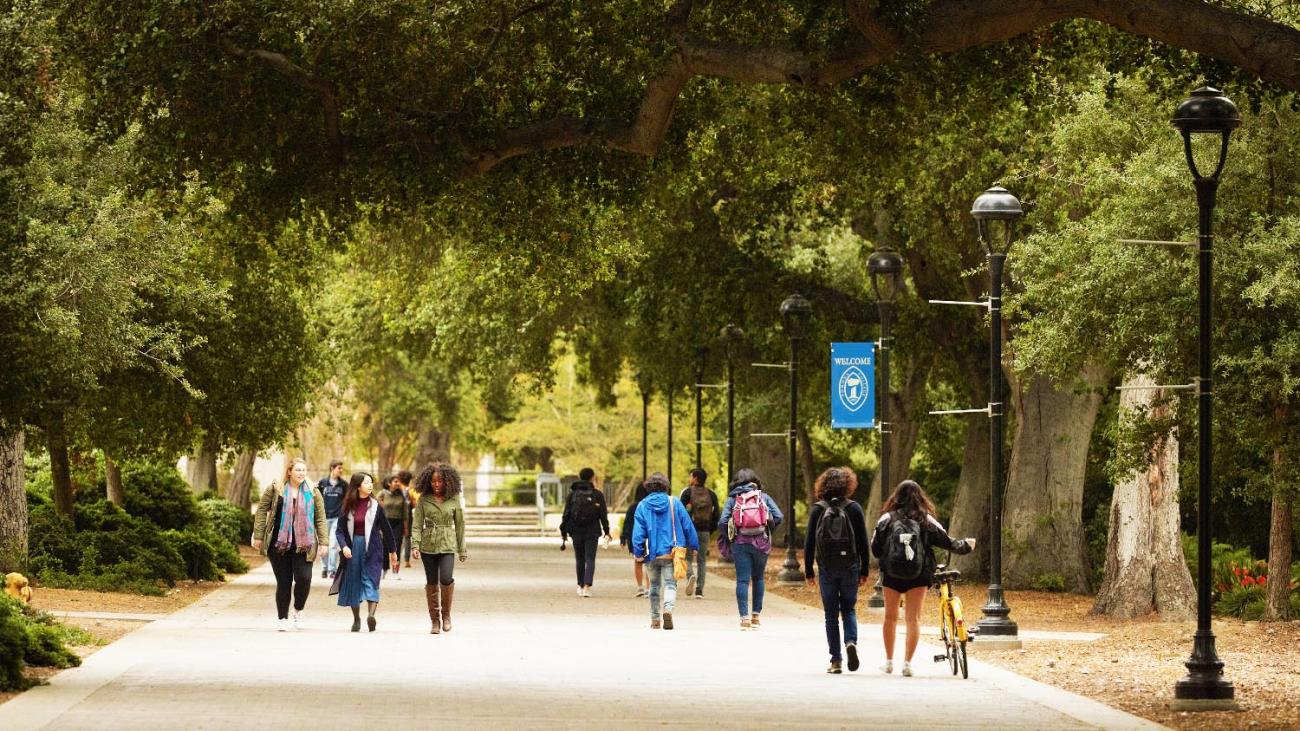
left=1, top=539, right=1162, bottom=730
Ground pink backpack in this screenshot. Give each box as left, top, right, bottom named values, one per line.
left=732, top=490, right=770, bottom=536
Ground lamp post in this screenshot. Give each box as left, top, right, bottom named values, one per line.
left=777, top=294, right=812, bottom=584
left=865, top=246, right=905, bottom=609
left=971, top=185, right=1022, bottom=643
left=1171, top=86, right=1239, bottom=708
left=721, top=325, right=744, bottom=482
left=638, top=375, right=651, bottom=482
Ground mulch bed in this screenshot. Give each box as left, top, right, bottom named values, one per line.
left=717, top=551, right=1300, bottom=731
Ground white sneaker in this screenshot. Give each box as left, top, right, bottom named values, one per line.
left=901, top=662, right=913, bottom=677
left=879, top=660, right=893, bottom=674
left=577, top=586, right=584, bottom=597
left=278, top=618, right=289, bottom=632
left=582, top=587, right=592, bottom=598
left=634, top=587, right=646, bottom=597
left=291, top=610, right=304, bottom=630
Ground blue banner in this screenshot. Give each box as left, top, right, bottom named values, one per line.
left=830, top=342, right=876, bottom=429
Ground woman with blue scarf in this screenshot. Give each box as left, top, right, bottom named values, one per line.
left=331, top=472, right=398, bottom=632
left=253, top=459, right=329, bottom=631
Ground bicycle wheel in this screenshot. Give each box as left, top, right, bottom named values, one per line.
left=958, top=640, right=968, bottom=679
left=945, top=607, right=958, bottom=676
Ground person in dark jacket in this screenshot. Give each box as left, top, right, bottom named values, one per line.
left=870, top=479, right=975, bottom=677
left=804, top=467, right=871, bottom=674
left=317, top=459, right=347, bottom=578
left=619, top=482, right=650, bottom=596
left=559, top=467, right=611, bottom=597
left=333, top=472, right=398, bottom=632
left=378, top=475, right=409, bottom=579
left=679, top=467, right=720, bottom=598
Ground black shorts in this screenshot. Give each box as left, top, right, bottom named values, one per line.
left=882, top=572, right=931, bottom=593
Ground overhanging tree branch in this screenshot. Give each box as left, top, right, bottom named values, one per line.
left=230, top=46, right=342, bottom=148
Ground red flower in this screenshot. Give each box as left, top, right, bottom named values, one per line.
left=1217, top=583, right=1228, bottom=593
left=1233, top=567, right=1244, bottom=577
left=1258, top=576, right=1267, bottom=586
left=1240, top=577, right=1253, bottom=588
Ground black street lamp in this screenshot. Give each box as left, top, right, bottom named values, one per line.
left=721, top=325, right=745, bottom=482
left=971, top=184, right=1023, bottom=643
left=865, top=245, right=905, bottom=609
left=777, top=294, right=812, bottom=584
left=1171, top=86, right=1239, bottom=708
left=638, top=374, right=651, bottom=482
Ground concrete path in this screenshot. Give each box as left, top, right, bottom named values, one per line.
left=0, top=539, right=1162, bottom=730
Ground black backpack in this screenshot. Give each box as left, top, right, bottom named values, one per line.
left=881, top=512, right=926, bottom=580
left=572, top=490, right=601, bottom=526
left=814, top=499, right=858, bottom=571
left=688, top=485, right=713, bottom=528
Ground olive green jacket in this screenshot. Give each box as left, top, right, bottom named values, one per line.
left=253, top=481, right=330, bottom=562
left=411, top=495, right=466, bottom=558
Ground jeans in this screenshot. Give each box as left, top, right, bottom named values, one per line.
left=645, top=558, right=677, bottom=620
left=572, top=535, right=598, bottom=586
left=401, top=535, right=412, bottom=563
left=686, top=530, right=710, bottom=593
left=268, top=547, right=314, bottom=619
left=732, top=542, right=768, bottom=617
left=422, top=553, right=455, bottom=586
left=818, top=568, right=860, bottom=661
left=324, top=517, right=340, bottom=575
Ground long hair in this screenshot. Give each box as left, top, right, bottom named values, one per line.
left=729, top=468, right=761, bottom=491
left=340, top=472, right=374, bottom=517
left=414, top=462, right=462, bottom=500
left=632, top=481, right=648, bottom=503
left=880, top=479, right=936, bottom=521
left=814, top=467, right=857, bottom=502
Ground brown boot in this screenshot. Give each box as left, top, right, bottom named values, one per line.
left=425, top=585, right=441, bottom=634
left=439, top=582, right=454, bottom=633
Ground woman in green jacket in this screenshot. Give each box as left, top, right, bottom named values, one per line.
left=411, top=462, right=466, bottom=634
left=252, top=458, right=329, bottom=631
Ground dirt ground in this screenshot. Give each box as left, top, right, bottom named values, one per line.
left=720, top=554, right=1300, bottom=731
left=0, top=548, right=266, bottom=707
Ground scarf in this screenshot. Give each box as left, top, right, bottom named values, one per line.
left=275, top=481, right=316, bottom=554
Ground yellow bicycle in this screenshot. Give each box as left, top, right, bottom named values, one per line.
left=931, top=559, right=970, bottom=679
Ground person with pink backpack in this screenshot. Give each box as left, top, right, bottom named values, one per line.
left=717, top=468, right=784, bottom=630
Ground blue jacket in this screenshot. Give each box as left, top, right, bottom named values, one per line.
left=631, top=491, right=699, bottom=560
left=718, top=483, right=784, bottom=537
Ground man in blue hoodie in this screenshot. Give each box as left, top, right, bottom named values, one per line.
left=631, top=472, right=699, bottom=630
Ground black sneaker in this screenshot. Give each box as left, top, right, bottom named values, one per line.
left=367, top=616, right=377, bottom=632
left=663, top=613, right=674, bottom=630
left=321, top=568, right=328, bottom=579
left=846, top=643, right=860, bottom=672
left=350, top=617, right=360, bottom=632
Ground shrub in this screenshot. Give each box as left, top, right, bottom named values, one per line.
left=1030, top=573, right=1068, bottom=593
left=0, top=595, right=83, bottom=691
left=27, top=502, right=185, bottom=594
left=198, top=498, right=253, bottom=547
left=1214, top=585, right=1266, bottom=620
left=121, top=460, right=198, bottom=530
left=0, top=595, right=30, bottom=690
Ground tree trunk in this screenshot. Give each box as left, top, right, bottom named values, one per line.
left=862, top=351, right=932, bottom=519
left=186, top=442, right=218, bottom=494
left=105, top=453, right=124, bottom=506
left=0, top=423, right=27, bottom=573
left=223, top=449, right=257, bottom=511
left=948, top=413, right=992, bottom=578
left=1002, top=364, right=1108, bottom=593
left=798, top=424, right=816, bottom=511
left=411, top=423, right=451, bottom=469
left=1264, top=443, right=1293, bottom=621
left=1092, top=373, right=1195, bottom=619
left=47, top=410, right=75, bottom=518
left=748, top=425, right=790, bottom=543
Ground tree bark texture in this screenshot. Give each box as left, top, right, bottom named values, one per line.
left=748, top=426, right=790, bottom=543
left=1264, top=443, right=1293, bottom=621
left=862, top=351, right=932, bottom=519
left=411, top=424, right=452, bottom=471
left=446, top=0, right=1300, bottom=177
left=1002, top=364, right=1108, bottom=593
left=186, top=444, right=218, bottom=494
left=47, top=410, right=75, bottom=518
left=223, top=449, right=257, bottom=511
left=1091, top=373, right=1194, bottom=619
left=0, top=424, right=27, bottom=573
left=948, top=413, right=993, bottom=579
left=105, top=454, right=124, bottom=506
left=798, top=424, right=816, bottom=511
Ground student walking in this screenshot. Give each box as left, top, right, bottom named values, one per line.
left=393, top=470, right=414, bottom=568
left=871, top=479, right=975, bottom=677
left=378, top=475, right=410, bottom=579
left=318, top=460, right=347, bottom=578
left=560, top=467, right=611, bottom=597
left=333, top=472, right=398, bottom=632
left=803, top=467, right=871, bottom=674
left=619, top=482, right=650, bottom=596
left=680, top=468, right=720, bottom=599
left=631, top=472, right=698, bottom=630
left=717, top=468, right=783, bottom=630
left=252, top=459, right=329, bottom=631
left=411, top=463, right=466, bottom=634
